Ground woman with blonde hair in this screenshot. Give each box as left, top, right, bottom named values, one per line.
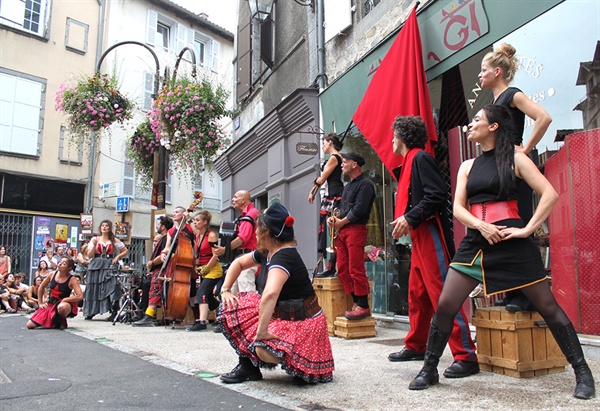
left=479, top=42, right=553, bottom=311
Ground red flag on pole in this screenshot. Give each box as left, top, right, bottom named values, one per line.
left=352, top=4, right=437, bottom=177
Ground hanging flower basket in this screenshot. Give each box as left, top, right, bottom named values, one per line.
left=55, top=73, right=134, bottom=136
left=125, top=119, right=160, bottom=189
left=148, top=76, right=231, bottom=179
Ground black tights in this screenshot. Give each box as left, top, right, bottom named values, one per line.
left=433, top=268, right=571, bottom=334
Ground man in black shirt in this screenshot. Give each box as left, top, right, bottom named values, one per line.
left=328, top=152, right=375, bottom=320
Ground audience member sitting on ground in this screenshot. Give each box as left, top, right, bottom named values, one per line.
left=27, top=258, right=83, bottom=329
left=27, top=275, right=43, bottom=309
left=0, top=275, right=15, bottom=313
left=5, top=273, right=34, bottom=313
left=35, top=260, right=51, bottom=280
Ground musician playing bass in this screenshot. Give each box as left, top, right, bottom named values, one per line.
left=213, top=190, right=259, bottom=294
left=132, top=216, right=173, bottom=327
left=162, top=206, right=200, bottom=325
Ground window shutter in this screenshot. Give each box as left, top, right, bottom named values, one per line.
left=176, top=23, right=187, bottom=55
left=143, top=71, right=154, bottom=111
left=236, top=19, right=252, bottom=102
left=0, top=0, right=26, bottom=26
left=211, top=40, right=220, bottom=71
left=146, top=9, right=157, bottom=46
left=123, top=161, right=135, bottom=197
left=165, top=171, right=172, bottom=204
left=186, top=27, right=195, bottom=50
left=260, top=17, right=273, bottom=69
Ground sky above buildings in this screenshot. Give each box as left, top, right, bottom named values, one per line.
left=172, top=0, right=238, bottom=33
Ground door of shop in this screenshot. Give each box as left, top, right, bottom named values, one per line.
left=0, top=213, right=33, bottom=279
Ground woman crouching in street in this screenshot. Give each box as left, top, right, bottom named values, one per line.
left=218, top=202, right=334, bottom=384
left=27, top=258, right=83, bottom=329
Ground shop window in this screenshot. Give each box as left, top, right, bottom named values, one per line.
left=0, top=69, right=44, bottom=157
left=65, top=17, right=89, bottom=54
left=0, top=0, right=48, bottom=37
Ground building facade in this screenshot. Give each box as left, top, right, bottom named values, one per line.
left=219, top=0, right=599, bottom=330
left=0, top=0, right=234, bottom=279
left=94, top=0, right=234, bottom=265
left=1, top=0, right=101, bottom=279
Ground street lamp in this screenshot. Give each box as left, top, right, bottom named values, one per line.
left=248, top=0, right=274, bottom=20
left=88, top=41, right=161, bottom=211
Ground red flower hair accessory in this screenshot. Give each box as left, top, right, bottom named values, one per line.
left=285, top=215, right=295, bottom=227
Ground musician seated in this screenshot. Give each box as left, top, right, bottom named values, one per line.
left=218, top=202, right=334, bottom=384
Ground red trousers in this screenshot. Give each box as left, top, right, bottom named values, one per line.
left=336, top=224, right=370, bottom=296
left=405, top=219, right=477, bottom=362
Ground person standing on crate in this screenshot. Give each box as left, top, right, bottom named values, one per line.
left=408, top=105, right=595, bottom=400
left=388, top=116, right=478, bottom=378
left=132, top=216, right=173, bottom=327
left=327, top=152, right=375, bottom=320
left=308, top=133, right=344, bottom=278
left=479, top=43, right=553, bottom=312
left=213, top=190, right=259, bottom=294
left=218, top=202, right=334, bottom=384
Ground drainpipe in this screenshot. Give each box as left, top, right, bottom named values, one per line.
left=316, top=0, right=326, bottom=90
left=85, top=0, right=106, bottom=213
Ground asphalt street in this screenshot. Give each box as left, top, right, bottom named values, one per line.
left=0, top=315, right=287, bottom=411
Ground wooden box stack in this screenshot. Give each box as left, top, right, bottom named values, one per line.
left=334, top=316, right=377, bottom=339
left=313, top=277, right=353, bottom=336
left=472, top=307, right=568, bottom=378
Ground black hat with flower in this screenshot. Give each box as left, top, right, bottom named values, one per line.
left=263, top=202, right=295, bottom=242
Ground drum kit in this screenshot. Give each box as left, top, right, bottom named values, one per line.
left=110, top=266, right=143, bottom=325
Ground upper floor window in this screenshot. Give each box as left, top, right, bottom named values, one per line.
left=194, top=32, right=220, bottom=70
left=0, top=69, right=44, bottom=157
left=146, top=10, right=177, bottom=52
left=123, top=158, right=172, bottom=204
left=0, top=0, right=49, bottom=37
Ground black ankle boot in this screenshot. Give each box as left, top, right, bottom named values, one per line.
left=549, top=322, right=595, bottom=400
left=220, top=357, right=263, bottom=384
left=409, top=322, right=451, bottom=390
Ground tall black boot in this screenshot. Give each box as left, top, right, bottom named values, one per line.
left=549, top=322, right=595, bottom=400
left=409, top=322, right=451, bottom=390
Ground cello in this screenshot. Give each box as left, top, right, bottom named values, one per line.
left=158, top=192, right=203, bottom=321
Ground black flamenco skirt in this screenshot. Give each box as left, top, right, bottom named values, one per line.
left=450, top=218, right=547, bottom=296
left=218, top=292, right=334, bottom=383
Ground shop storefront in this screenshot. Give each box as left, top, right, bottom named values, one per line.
left=320, top=0, right=599, bottom=318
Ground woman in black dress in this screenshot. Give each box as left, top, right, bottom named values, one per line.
left=408, top=105, right=594, bottom=400
left=308, top=133, right=344, bottom=277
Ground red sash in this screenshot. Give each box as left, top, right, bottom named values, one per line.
left=394, top=148, right=421, bottom=219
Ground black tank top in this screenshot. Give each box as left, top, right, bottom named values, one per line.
left=494, top=87, right=525, bottom=145
left=467, top=149, right=518, bottom=204
left=322, top=153, right=343, bottom=197
left=47, top=274, right=73, bottom=304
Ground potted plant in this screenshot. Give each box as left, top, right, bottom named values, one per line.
left=139, top=76, right=232, bottom=181
left=55, top=73, right=134, bottom=140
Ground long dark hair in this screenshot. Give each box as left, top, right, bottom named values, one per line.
left=482, top=105, right=516, bottom=198
left=98, top=219, right=116, bottom=243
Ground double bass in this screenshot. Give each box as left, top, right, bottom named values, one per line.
left=158, top=192, right=203, bottom=321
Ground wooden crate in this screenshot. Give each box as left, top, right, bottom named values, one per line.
left=334, top=316, right=377, bottom=339
left=313, top=277, right=353, bottom=336
left=472, top=307, right=568, bottom=378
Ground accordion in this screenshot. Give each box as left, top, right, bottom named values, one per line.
left=218, top=221, right=237, bottom=266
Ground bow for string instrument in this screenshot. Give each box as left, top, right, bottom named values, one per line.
left=157, top=191, right=203, bottom=321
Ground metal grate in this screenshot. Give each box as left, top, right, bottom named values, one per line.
left=124, top=237, right=147, bottom=269
left=0, top=213, right=33, bottom=276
